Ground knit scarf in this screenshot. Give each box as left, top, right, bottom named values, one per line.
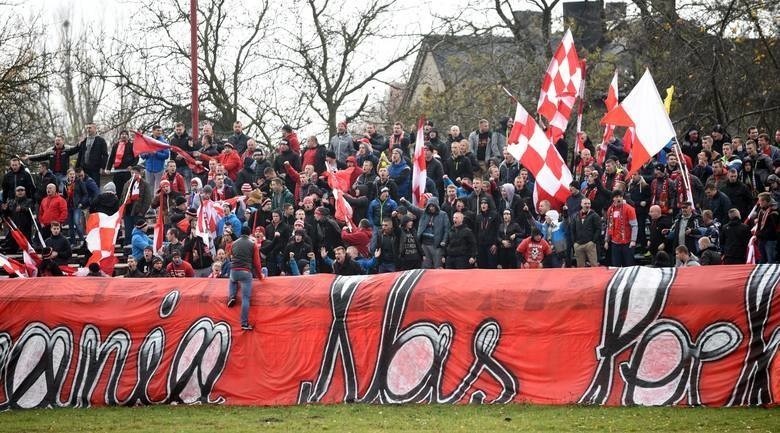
left=113, top=140, right=127, bottom=169
left=389, top=133, right=405, bottom=151
left=669, top=171, right=687, bottom=206
left=607, top=203, right=628, bottom=244
left=651, top=177, right=671, bottom=213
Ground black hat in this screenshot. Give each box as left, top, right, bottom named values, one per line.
left=171, top=250, right=181, bottom=257
left=135, top=219, right=148, bottom=228
left=325, top=150, right=337, bottom=159
left=174, top=196, right=187, bottom=206
left=152, top=255, right=163, bottom=263
left=143, top=245, right=154, bottom=251
left=569, top=181, right=580, bottom=189
left=654, top=162, right=666, bottom=171
left=186, top=208, right=198, bottom=217
left=223, top=141, right=234, bottom=148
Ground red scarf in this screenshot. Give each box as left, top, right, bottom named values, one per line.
left=388, top=133, right=405, bottom=151
left=53, top=148, right=64, bottom=173
left=607, top=203, right=629, bottom=244
left=651, top=177, right=671, bottom=214
left=669, top=171, right=688, bottom=208
left=113, top=140, right=127, bottom=169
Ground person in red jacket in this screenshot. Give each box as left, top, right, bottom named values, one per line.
left=341, top=218, right=372, bottom=257
left=166, top=250, right=195, bottom=277
left=215, top=142, right=242, bottom=181
left=38, top=183, right=68, bottom=240
left=282, top=124, right=301, bottom=154
left=516, top=227, right=552, bottom=269
left=161, top=160, right=187, bottom=194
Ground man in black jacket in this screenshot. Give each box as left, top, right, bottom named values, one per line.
left=105, top=130, right=138, bottom=195
left=720, top=208, right=751, bottom=264
left=24, top=135, right=78, bottom=187
left=570, top=198, right=602, bottom=267
left=44, top=222, right=71, bottom=266
left=2, top=158, right=36, bottom=204
left=443, top=212, right=477, bottom=269
left=76, top=123, right=108, bottom=185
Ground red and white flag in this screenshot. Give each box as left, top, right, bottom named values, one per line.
left=152, top=203, right=164, bottom=254
left=0, top=253, right=29, bottom=278
left=5, top=218, right=41, bottom=277
left=195, top=198, right=224, bottom=253
left=506, top=102, right=573, bottom=210
left=602, top=70, right=619, bottom=145
left=537, top=29, right=583, bottom=144
left=133, top=131, right=170, bottom=156
left=600, top=69, right=676, bottom=174
left=85, top=208, right=123, bottom=275
left=412, top=117, right=428, bottom=207
left=324, top=168, right=356, bottom=229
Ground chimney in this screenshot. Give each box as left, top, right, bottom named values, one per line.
left=562, top=1, right=605, bottom=51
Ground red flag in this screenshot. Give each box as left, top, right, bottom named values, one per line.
left=153, top=193, right=165, bottom=253
left=0, top=253, right=28, bottom=278
left=506, top=102, right=573, bottom=210
left=574, top=60, right=587, bottom=156
left=537, top=29, right=583, bottom=144
left=5, top=218, right=41, bottom=277
left=86, top=208, right=124, bottom=275
left=325, top=168, right=356, bottom=228
left=133, top=131, right=170, bottom=156
left=600, top=69, right=676, bottom=174
left=602, top=70, right=619, bottom=143
left=412, top=117, right=428, bottom=207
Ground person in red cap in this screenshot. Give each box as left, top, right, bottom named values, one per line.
left=345, top=155, right=363, bottom=185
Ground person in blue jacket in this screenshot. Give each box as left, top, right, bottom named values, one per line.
left=141, top=125, right=170, bottom=190
left=131, top=218, right=153, bottom=260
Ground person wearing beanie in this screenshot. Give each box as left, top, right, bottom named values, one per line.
left=147, top=255, right=168, bottom=277
left=283, top=228, right=313, bottom=274
left=90, top=181, right=120, bottom=215
left=131, top=218, right=153, bottom=260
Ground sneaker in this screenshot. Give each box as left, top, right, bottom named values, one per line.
left=241, top=324, right=253, bottom=331
left=227, top=297, right=236, bottom=308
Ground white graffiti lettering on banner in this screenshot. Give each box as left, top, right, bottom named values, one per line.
left=0, top=289, right=232, bottom=409
left=298, top=270, right=519, bottom=404
left=580, top=265, right=780, bottom=406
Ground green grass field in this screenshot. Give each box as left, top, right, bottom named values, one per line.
left=0, top=404, right=777, bottom=433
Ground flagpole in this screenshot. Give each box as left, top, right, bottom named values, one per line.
left=29, top=209, right=45, bottom=246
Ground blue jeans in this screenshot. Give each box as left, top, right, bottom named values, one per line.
left=68, top=208, right=85, bottom=243
left=759, top=240, right=777, bottom=264
left=229, top=270, right=254, bottom=326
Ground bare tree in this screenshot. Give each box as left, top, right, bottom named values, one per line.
left=0, top=9, right=54, bottom=162
left=275, top=0, right=425, bottom=137
left=102, top=0, right=298, bottom=147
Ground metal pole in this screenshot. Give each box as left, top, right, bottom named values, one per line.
left=190, top=0, right=199, bottom=144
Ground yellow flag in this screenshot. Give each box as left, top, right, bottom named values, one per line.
left=664, top=85, right=675, bottom=114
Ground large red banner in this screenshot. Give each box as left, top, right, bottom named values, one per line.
left=0, top=265, right=778, bottom=409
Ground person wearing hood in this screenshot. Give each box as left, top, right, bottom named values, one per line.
left=343, top=184, right=369, bottom=223
left=496, top=209, right=522, bottom=269
left=534, top=209, right=567, bottom=268
left=90, top=181, right=120, bottom=215
left=403, top=196, right=450, bottom=269
left=187, top=177, right=203, bottom=210
left=387, top=148, right=411, bottom=201
left=475, top=197, right=499, bottom=269
left=497, top=183, right=523, bottom=223
left=468, top=119, right=504, bottom=172
left=681, top=127, right=703, bottom=162
left=396, top=215, right=422, bottom=270
left=131, top=218, right=153, bottom=260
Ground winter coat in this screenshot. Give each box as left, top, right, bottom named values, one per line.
left=407, top=197, right=450, bottom=247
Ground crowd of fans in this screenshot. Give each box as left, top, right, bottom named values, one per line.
left=3, top=118, right=780, bottom=277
